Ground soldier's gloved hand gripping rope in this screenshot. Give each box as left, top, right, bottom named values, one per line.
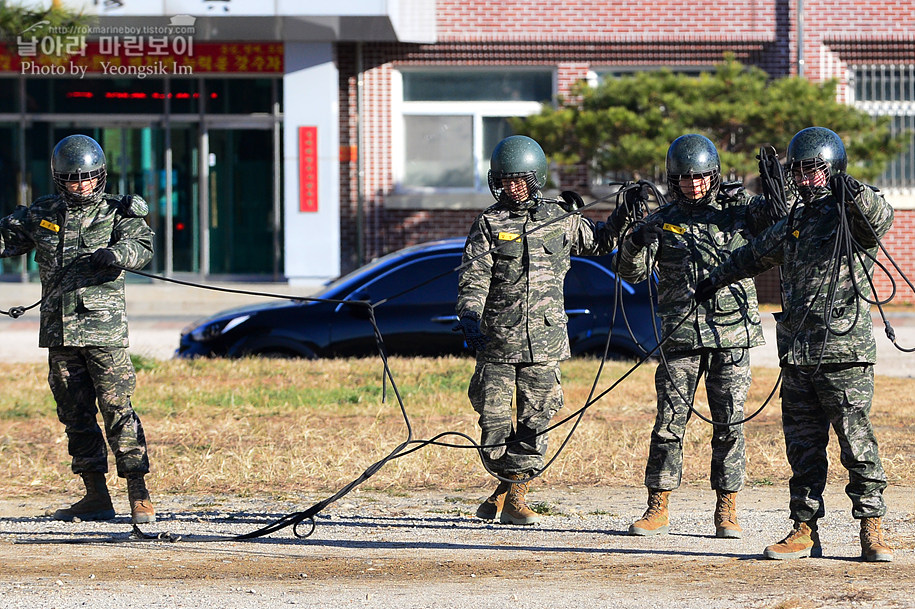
left=454, top=311, right=489, bottom=353
left=757, top=146, right=789, bottom=218
left=829, top=172, right=865, bottom=203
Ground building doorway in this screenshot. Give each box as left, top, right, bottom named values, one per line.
left=40, top=123, right=279, bottom=277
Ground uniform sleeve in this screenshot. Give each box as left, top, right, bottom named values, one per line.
left=710, top=217, right=787, bottom=286
left=744, top=192, right=789, bottom=236
left=570, top=214, right=617, bottom=257
left=456, top=216, right=494, bottom=319
left=108, top=197, right=154, bottom=270
left=612, top=208, right=662, bottom=284
left=848, top=187, right=894, bottom=248
left=612, top=232, right=656, bottom=284
left=0, top=206, right=36, bottom=258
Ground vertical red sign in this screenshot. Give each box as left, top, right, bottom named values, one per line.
left=299, top=126, right=318, bottom=212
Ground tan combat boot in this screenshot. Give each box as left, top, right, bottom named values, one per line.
left=628, top=489, right=671, bottom=536
left=499, top=473, right=541, bottom=525
left=475, top=479, right=510, bottom=520
left=763, top=521, right=822, bottom=560
left=860, top=517, right=893, bottom=562
left=714, top=491, right=743, bottom=539
left=53, top=472, right=116, bottom=522
left=126, top=473, right=156, bottom=524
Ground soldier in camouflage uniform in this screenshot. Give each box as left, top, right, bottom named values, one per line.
left=0, top=135, right=156, bottom=524
left=698, top=127, right=894, bottom=562
left=456, top=135, right=628, bottom=525
left=614, top=134, right=786, bottom=539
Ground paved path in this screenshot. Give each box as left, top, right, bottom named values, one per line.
left=2, top=485, right=914, bottom=609
left=0, top=280, right=319, bottom=363
left=2, top=280, right=914, bottom=376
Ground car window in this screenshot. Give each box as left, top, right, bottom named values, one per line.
left=343, top=253, right=462, bottom=307
left=568, top=257, right=634, bottom=297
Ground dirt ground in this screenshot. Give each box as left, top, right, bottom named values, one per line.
left=1, top=485, right=914, bottom=608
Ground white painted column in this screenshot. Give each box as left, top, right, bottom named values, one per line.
left=282, top=42, right=341, bottom=286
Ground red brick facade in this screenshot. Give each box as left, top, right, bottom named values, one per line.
left=337, top=1, right=915, bottom=303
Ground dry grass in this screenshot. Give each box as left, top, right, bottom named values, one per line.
left=1, top=356, right=913, bottom=499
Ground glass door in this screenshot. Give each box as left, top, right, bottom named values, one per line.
left=206, top=128, right=277, bottom=276
left=0, top=123, right=24, bottom=277
left=40, top=122, right=278, bottom=278
left=49, top=124, right=200, bottom=275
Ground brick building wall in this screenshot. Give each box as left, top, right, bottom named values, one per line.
left=336, top=0, right=915, bottom=304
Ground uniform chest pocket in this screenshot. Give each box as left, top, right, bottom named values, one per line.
left=494, top=237, right=523, bottom=259
left=542, top=233, right=568, bottom=256
left=660, top=230, right=689, bottom=251
left=657, top=233, right=692, bottom=276
left=33, top=219, right=62, bottom=263
left=789, top=228, right=832, bottom=266
left=493, top=237, right=524, bottom=282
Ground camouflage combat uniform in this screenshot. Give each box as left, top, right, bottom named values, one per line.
left=709, top=185, right=894, bottom=522
left=614, top=187, right=783, bottom=492
left=0, top=193, right=154, bottom=477
left=457, top=200, right=617, bottom=475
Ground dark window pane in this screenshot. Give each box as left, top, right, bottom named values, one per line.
left=25, top=78, right=200, bottom=114
left=204, top=78, right=278, bottom=114
left=0, top=78, right=17, bottom=112
left=403, top=71, right=552, bottom=102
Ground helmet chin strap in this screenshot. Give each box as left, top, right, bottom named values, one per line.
left=60, top=190, right=105, bottom=205
left=503, top=193, right=539, bottom=210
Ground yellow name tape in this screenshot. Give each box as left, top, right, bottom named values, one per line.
left=497, top=232, right=520, bottom=241
left=662, top=223, right=685, bottom=235
left=39, top=219, right=60, bottom=233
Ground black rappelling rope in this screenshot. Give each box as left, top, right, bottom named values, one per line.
left=13, top=183, right=664, bottom=544
left=11, top=178, right=907, bottom=545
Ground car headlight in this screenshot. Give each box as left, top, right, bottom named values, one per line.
left=187, top=315, right=250, bottom=342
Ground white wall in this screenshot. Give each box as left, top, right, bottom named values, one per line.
left=282, top=42, right=341, bottom=286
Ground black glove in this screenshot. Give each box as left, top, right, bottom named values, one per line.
left=630, top=223, right=663, bottom=248
left=757, top=146, right=780, bottom=180
left=829, top=173, right=864, bottom=202
left=90, top=248, right=117, bottom=269
left=454, top=313, right=488, bottom=353
left=559, top=190, right=584, bottom=212
left=625, top=182, right=652, bottom=208
left=694, top=277, right=719, bottom=302
left=757, top=146, right=789, bottom=216
left=609, top=182, right=650, bottom=233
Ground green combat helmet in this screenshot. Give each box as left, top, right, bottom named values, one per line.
left=488, top=135, right=548, bottom=209
left=51, top=134, right=108, bottom=204
left=666, top=133, right=721, bottom=206
left=786, top=126, right=847, bottom=201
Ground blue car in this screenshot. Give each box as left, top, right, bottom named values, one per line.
left=176, top=237, right=660, bottom=359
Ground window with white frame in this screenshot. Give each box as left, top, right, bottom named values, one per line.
left=395, top=70, right=553, bottom=193
left=849, top=64, right=915, bottom=189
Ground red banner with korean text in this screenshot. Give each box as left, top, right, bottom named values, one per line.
left=299, top=127, right=319, bottom=213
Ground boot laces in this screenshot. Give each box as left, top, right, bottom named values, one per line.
left=644, top=494, right=665, bottom=518
left=781, top=523, right=811, bottom=544
left=716, top=494, right=737, bottom=524
left=862, top=519, right=885, bottom=544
